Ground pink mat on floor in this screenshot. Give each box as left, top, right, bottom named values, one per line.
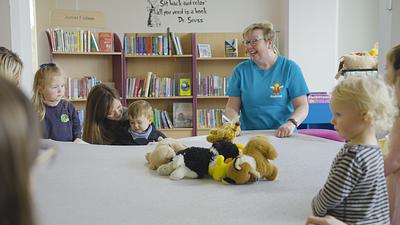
left=298, top=129, right=345, bottom=142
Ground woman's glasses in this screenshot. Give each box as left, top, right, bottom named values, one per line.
left=242, top=37, right=265, bottom=46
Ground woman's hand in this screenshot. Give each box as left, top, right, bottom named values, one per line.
left=275, top=121, right=295, bottom=138
left=305, top=215, right=346, bottom=225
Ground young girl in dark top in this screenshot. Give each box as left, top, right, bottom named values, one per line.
left=32, top=63, right=81, bottom=141
left=113, top=100, right=166, bottom=145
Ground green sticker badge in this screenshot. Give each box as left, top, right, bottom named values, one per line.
left=60, top=114, right=70, bottom=123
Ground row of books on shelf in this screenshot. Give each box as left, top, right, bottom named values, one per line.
left=153, top=109, right=173, bottom=129
left=77, top=110, right=84, bottom=131
left=308, top=92, right=330, bottom=103
left=46, top=28, right=113, bottom=53
left=65, top=76, right=100, bottom=100
left=75, top=105, right=224, bottom=130
left=197, top=74, right=229, bottom=96
left=124, top=28, right=183, bottom=56
left=126, top=73, right=191, bottom=98
left=124, top=34, right=170, bottom=56
left=197, top=108, right=225, bottom=128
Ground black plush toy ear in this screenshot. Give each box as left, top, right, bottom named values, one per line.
left=212, top=141, right=239, bottom=159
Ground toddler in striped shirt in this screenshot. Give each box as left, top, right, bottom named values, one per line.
left=311, top=76, right=396, bottom=225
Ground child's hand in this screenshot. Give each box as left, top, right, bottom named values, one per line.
left=73, top=138, right=89, bottom=144
left=305, top=215, right=346, bottom=225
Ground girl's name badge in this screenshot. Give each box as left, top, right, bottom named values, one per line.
left=60, top=114, right=70, bottom=123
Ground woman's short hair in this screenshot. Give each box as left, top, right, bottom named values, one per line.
left=0, top=47, right=23, bottom=85
left=242, top=21, right=276, bottom=42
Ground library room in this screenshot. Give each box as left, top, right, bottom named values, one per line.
left=1, top=0, right=400, bottom=224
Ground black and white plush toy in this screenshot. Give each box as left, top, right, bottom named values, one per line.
left=157, top=141, right=239, bottom=180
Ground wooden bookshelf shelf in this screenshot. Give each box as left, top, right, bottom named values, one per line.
left=197, top=96, right=228, bottom=99
left=46, top=30, right=124, bottom=111
left=197, top=56, right=249, bottom=60
left=127, top=96, right=193, bottom=100
left=45, top=30, right=247, bottom=138
left=52, top=52, right=122, bottom=56
left=125, top=54, right=192, bottom=58
left=67, top=98, right=87, bottom=102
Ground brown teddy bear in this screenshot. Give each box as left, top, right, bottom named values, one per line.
left=145, top=137, right=187, bottom=170
left=223, top=135, right=278, bottom=184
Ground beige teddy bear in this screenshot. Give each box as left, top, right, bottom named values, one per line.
left=145, top=137, right=187, bottom=170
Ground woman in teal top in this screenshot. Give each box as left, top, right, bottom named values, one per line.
left=226, top=21, right=310, bottom=138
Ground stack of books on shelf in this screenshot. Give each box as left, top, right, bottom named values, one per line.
left=197, top=73, right=229, bottom=96
left=124, top=34, right=169, bottom=56
left=308, top=92, right=330, bottom=104
left=197, top=108, right=225, bottom=128
left=77, top=110, right=84, bottom=131
left=65, top=76, right=100, bottom=100
left=126, top=73, right=191, bottom=97
left=46, top=29, right=113, bottom=53
left=225, top=38, right=238, bottom=57
left=168, top=28, right=183, bottom=55
left=153, top=109, right=173, bottom=129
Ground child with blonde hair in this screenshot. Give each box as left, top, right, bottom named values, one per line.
left=384, top=44, right=400, bottom=225
left=0, top=46, right=23, bottom=85
left=311, top=76, right=395, bottom=224
left=113, top=100, right=165, bottom=145
left=32, top=63, right=81, bottom=141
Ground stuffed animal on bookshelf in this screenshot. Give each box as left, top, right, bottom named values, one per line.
left=223, top=136, right=278, bottom=185
left=157, top=140, right=240, bottom=180
left=335, top=51, right=378, bottom=79
left=145, top=137, right=187, bottom=170
left=206, top=120, right=241, bottom=143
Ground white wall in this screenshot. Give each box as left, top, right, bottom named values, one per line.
left=0, top=0, right=12, bottom=48
left=37, top=0, right=283, bottom=64
left=0, top=0, right=35, bottom=96
left=288, top=0, right=338, bottom=92
left=378, top=0, right=400, bottom=73
left=32, top=0, right=382, bottom=93
left=338, top=0, right=379, bottom=57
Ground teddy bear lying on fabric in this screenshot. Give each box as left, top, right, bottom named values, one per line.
left=145, top=137, right=187, bottom=170
left=223, top=135, right=278, bottom=185
left=157, top=141, right=239, bottom=180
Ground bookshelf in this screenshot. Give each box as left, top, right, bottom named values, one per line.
left=45, top=30, right=250, bottom=138
left=194, top=32, right=248, bottom=136
left=123, top=32, right=195, bottom=138
left=45, top=30, right=124, bottom=110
